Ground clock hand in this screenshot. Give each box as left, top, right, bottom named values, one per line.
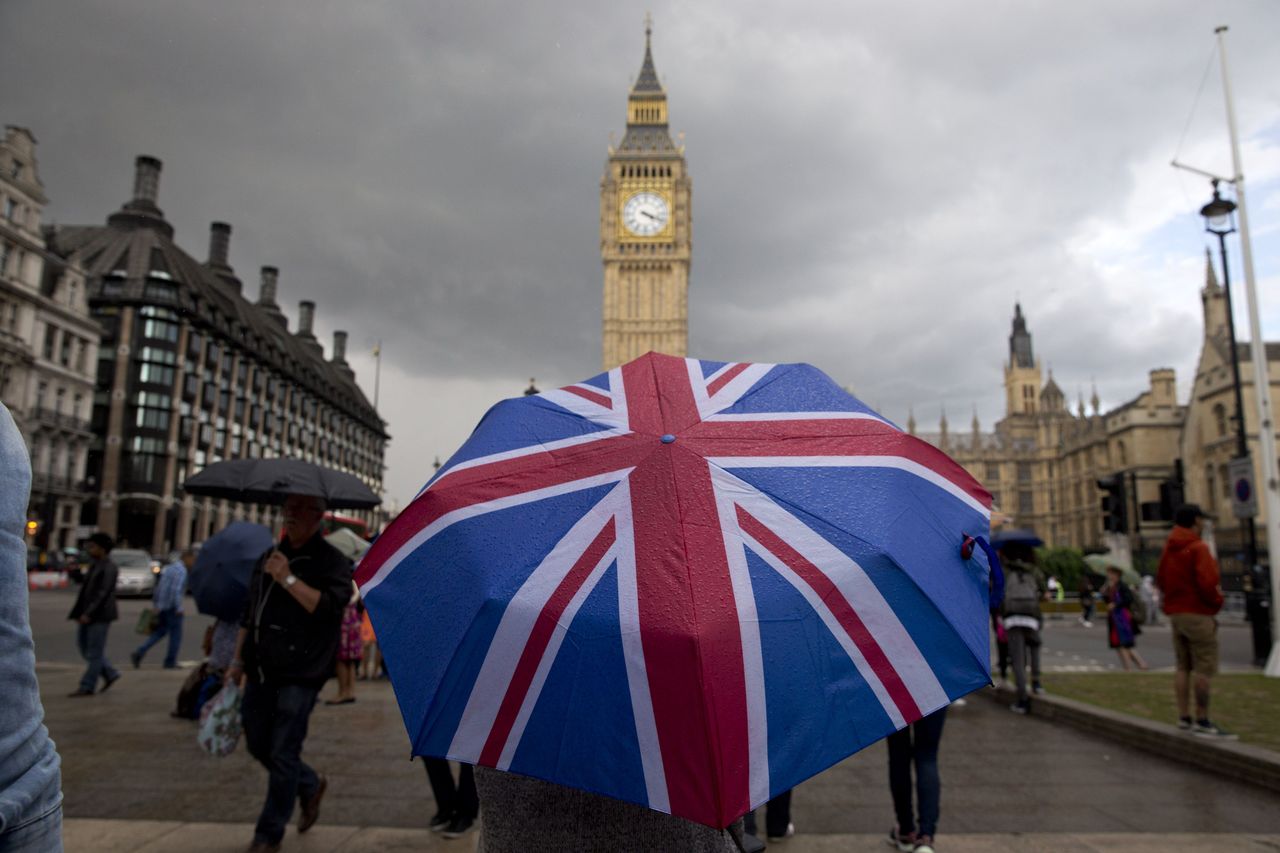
left=641, top=210, right=658, bottom=220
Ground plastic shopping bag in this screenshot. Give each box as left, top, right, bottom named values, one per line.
left=197, top=682, right=243, bottom=757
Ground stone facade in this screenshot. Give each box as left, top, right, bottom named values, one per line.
left=913, top=257, right=1280, bottom=580
left=0, top=126, right=99, bottom=552
left=601, top=25, right=691, bottom=370
left=47, top=155, right=388, bottom=553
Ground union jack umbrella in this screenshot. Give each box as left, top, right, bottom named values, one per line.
left=356, top=352, right=994, bottom=829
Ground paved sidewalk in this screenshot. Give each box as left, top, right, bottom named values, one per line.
left=40, top=663, right=1280, bottom=847
left=61, top=820, right=1280, bottom=852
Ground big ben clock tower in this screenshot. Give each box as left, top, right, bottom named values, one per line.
left=601, top=21, right=691, bottom=369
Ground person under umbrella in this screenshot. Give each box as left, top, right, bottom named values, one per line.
left=225, top=494, right=353, bottom=853
left=357, top=353, right=997, bottom=849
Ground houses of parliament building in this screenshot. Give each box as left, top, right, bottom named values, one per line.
left=600, top=28, right=1276, bottom=583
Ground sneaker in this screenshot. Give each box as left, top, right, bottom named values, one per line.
left=888, top=826, right=916, bottom=852
left=1032, top=682, right=1045, bottom=695
left=428, top=811, right=452, bottom=832
left=914, top=836, right=936, bottom=853
left=1009, top=700, right=1029, bottom=715
left=1192, top=720, right=1238, bottom=740
left=442, top=814, right=475, bottom=839
left=767, top=822, right=795, bottom=841
left=1177, top=716, right=1193, bottom=731
left=951, top=697, right=967, bottom=708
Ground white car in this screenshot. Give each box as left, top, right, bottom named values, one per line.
left=113, top=549, right=161, bottom=597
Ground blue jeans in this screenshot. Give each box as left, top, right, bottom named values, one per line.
left=887, top=706, right=947, bottom=838
left=0, top=401, right=63, bottom=849
left=75, top=622, right=119, bottom=693
left=134, top=609, right=183, bottom=667
left=241, top=681, right=322, bottom=845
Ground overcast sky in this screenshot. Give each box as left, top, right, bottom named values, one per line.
left=5, top=1, right=1280, bottom=510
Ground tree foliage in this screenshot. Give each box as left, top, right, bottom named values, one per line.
left=1036, top=545, right=1087, bottom=589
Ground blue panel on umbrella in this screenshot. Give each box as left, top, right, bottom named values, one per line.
left=366, top=482, right=620, bottom=753
left=578, top=371, right=611, bottom=391
left=745, top=547, right=895, bottom=796
left=427, top=397, right=617, bottom=489
left=717, top=363, right=893, bottom=423
left=507, top=562, right=648, bottom=806
left=698, top=359, right=730, bottom=378
left=725, top=465, right=991, bottom=679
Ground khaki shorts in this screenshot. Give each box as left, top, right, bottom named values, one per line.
left=1169, top=612, right=1218, bottom=677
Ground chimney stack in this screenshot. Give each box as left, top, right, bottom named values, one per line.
left=132, top=156, right=162, bottom=205
left=332, top=330, right=348, bottom=363
left=258, top=266, right=279, bottom=306
left=208, top=222, right=231, bottom=268
left=297, top=300, right=316, bottom=338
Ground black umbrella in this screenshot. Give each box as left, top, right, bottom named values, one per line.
left=189, top=521, right=274, bottom=622
left=183, top=458, right=381, bottom=509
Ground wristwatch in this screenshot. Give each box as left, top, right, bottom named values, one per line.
left=284, top=574, right=298, bottom=587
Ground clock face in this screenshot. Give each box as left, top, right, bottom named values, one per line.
left=622, top=191, right=670, bottom=237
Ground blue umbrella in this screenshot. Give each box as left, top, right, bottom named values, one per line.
left=189, top=521, right=274, bottom=622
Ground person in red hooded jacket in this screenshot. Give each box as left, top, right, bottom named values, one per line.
left=1155, top=504, right=1234, bottom=739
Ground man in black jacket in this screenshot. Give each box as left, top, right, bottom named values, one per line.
left=228, top=494, right=352, bottom=853
left=67, top=532, right=121, bottom=697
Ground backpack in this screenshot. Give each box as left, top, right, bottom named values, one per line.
left=1129, top=586, right=1147, bottom=625
left=1003, top=567, right=1041, bottom=617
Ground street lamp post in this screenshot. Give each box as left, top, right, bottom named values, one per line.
left=1201, top=182, right=1267, bottom=660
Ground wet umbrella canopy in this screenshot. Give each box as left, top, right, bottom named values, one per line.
left=356, top=353, right=995, bottom=829
left=188, top=521, right=274, bottom=622
left=182, top=458, right=380, bottom=509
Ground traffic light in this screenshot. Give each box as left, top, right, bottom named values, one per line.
left=1097, top=475, right=1127, bottom=533
left=24, top=520, right=37, bottom=537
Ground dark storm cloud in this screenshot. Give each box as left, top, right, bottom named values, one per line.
left=4, top=0, right=1279, bottom=505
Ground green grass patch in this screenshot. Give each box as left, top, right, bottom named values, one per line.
left=1043, top=672, right=1280, bottom=753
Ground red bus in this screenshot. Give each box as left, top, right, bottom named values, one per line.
left=323, top=512, right=371, bottom=540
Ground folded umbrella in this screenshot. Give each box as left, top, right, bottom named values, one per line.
left=183, top=457, right=380, bottom=509
left=356, top=352, right=994, bottom=829
left=189, top=521, right=274, bottom=622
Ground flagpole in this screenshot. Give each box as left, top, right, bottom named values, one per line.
left=373, top=340, right=382, bottom=412
left=1213, top=26, right=1280, bottom=676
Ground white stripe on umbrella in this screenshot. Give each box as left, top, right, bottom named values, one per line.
left=708, top=455, right=991, bottom=520
left=720, top=468, right=950, bottom=728
left=710, top=472, right=771, bottom=811
left=449, top=482, right=628, bottom=764
left=614, top=489, right=671, bottom=814
left=359, top=469, right=632, bottom=597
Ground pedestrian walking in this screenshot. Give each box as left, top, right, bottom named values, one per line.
left=357, top=606, right=380, bottom=680
left=1077, top=574, right=1095, bottom=626
left=743, top=789, right=794, bottom=842
left=1156, top=504, right=1235, bottom=739
left=1140, top=575, right=1160, bottom=626
left=227, top=493, right=354, bottom=852
left=325, top=582, right=361, bottom=705
left=886, top=706, right=947, bottom=853
left=1103, top=566, right=1148, bottom=671
left=67, top=532, right=121, bottom=697
left=0, top=402, right=64, bottom=849
left=423, top=758, right=480, bottom=838
left=996, top=539, right=1045, bottom=714
left=131, top=548, right=195, bottom=669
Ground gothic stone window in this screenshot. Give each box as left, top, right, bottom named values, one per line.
left=1213, top=404, right=1227, bottom=437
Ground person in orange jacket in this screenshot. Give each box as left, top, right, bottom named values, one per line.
left=1155, top=504, right=1234, bottom=739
